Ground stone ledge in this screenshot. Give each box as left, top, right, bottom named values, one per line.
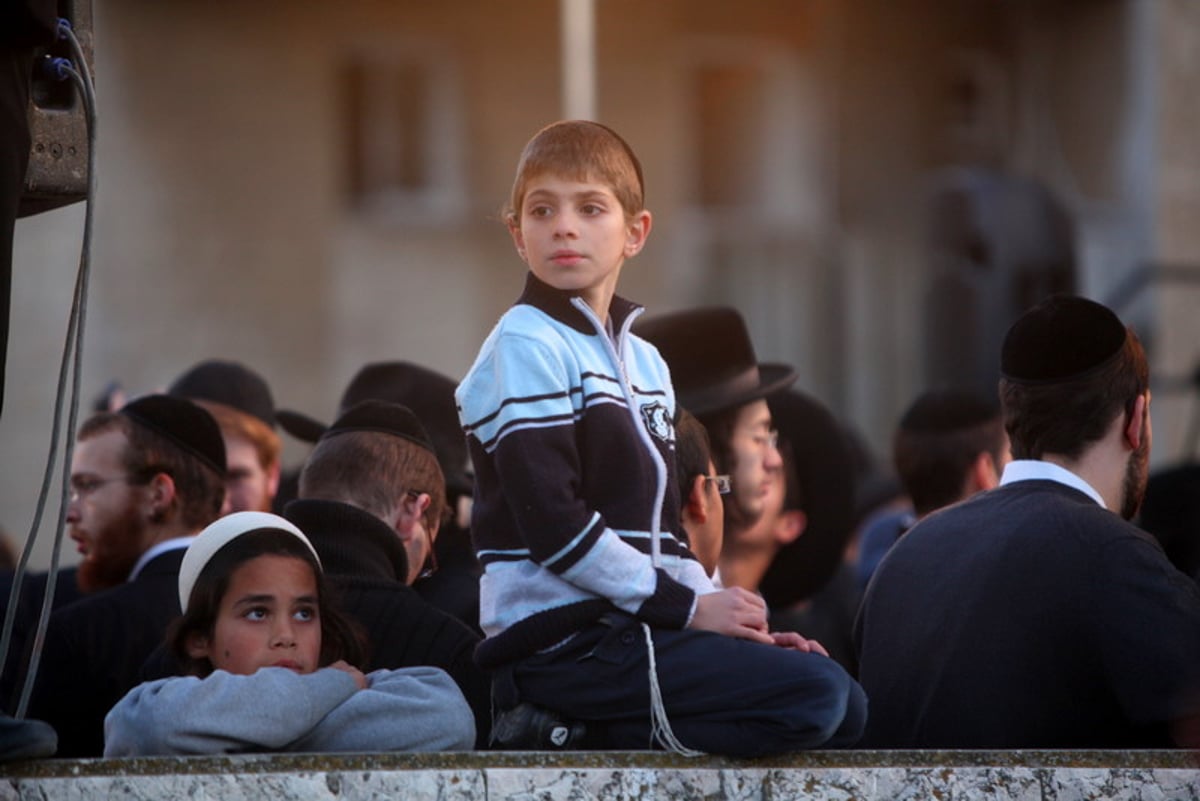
left=3, top=750, right=1199, bottom=800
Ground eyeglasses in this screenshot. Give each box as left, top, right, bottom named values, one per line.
left=417, top=546, right=439, bottom=581
left=704, top=475, right=732, bottom=495
left=68, top=474, right=130, bottom=501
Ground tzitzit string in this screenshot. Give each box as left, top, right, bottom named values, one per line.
left=579, top=297, right=707, bottom=757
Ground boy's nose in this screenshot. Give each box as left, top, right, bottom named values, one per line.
left=553, top=212, right=579, bottom=237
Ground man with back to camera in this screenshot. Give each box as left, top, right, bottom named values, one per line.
left=275, top=361, right=481, bottom=633
left=855, top=294, right=1200, bottom=748
left=856, top=386, right=1009, bottom=590
left=25, top=395, right=226, bottom=757
left=283, top=400, right=491, bottom=747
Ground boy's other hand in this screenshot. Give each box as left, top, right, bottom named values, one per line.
left=688, top=587, right=773, bottom=644
left=328, top=660, right=368, bottom=690
left=769, top=631, right=830, bottom=657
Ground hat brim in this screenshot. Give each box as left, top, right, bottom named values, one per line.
left=757, top=391, right=858, bottom=608
left=682, top=363, right=798, bottom=417
left=275, top=409, right=328, bottom=443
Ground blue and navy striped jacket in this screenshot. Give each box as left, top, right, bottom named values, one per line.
left=456, top=274, right=714, bottom=670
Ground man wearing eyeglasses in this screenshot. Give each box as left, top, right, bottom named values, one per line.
left=23, top=395, right=226, bottom=757
left=281, top=400, right=491, bottom=748
left=673, top=408, right=728, bottom=578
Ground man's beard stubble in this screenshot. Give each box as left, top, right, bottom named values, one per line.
left=1119, top=433, right=1151, bottom=522
left=76, top=505, right=147, bottom=593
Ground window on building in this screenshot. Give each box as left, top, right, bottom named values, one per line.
left=339, top=48, right=464, bottom=224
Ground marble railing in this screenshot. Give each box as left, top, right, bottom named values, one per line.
left=2, top=749, right=1199, bottom=799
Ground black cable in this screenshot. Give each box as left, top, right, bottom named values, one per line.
left=0, top=19, right=97, bottom=719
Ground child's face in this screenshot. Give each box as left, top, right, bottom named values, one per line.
left=510, top=173, right=650, bottom=319
left=187, top=554, right=322, bottom=676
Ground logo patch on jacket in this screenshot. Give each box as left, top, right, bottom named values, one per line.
left=640, top=401, right=673, bottom=442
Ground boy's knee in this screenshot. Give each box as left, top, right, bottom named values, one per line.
left=780, top=656, right=864, bottom=749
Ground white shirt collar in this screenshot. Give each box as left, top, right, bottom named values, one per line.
left=999, top=459, right=1107, bottom=509
left=128, top=536, right=195, bottom=582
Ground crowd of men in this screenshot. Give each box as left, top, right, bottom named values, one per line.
left=0, top=293, right=1194, bottom=759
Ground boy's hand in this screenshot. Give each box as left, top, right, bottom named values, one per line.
left=328, top=660, right=368, bottom=690
left=770, top=631, right=831, bottom=657
left=687, top=587, right=774, bottom=644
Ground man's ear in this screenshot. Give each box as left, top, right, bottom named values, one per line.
left=775, top=509, right=807, bottom=546
left=145, top=472, right=177, bottom=521
left=1124, top=392, right=1149, bottom=452
left=969, top=451, right=1001, bottom=493
left=185, top=632, right=210, bottom=661
left=682, top=475, right=709, bottom=524
left=266, top=461, right=282, bottom=500
left=394, top=492, right=433, bottom=543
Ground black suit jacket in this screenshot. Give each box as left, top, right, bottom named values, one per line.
left=0, top=566, right=83, bottom=711
left=27, top=549, right=185, bottom=757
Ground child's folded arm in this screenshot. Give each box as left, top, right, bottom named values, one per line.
left=103, top=667, right=359, bottom=756
left=291, top=666, right=476, bottom=753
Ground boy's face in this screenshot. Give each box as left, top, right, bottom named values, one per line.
left=188, top=553, right=322, bottom=676
left=510, top=174, right=650, bottom=319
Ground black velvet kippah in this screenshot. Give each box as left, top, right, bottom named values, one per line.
left=1001, top=295, right=1127, bottom=384
left=120, top=394, right=227, bottom=476
left=899, top=388, right=999, bottom=433
left=320, top=400, right=435, bottom=454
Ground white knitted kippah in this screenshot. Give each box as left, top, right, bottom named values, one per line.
left=178, top=511, right=321, bottom=613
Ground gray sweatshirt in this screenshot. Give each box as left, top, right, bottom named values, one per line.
left=103, top=665, right=475, bottom=756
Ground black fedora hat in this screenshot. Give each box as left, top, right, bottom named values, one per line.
left=276, top=361, right=472, bottom=496
left=168, top=359, right=276, bottom=429
left=634, top=307, right=797, bottom=416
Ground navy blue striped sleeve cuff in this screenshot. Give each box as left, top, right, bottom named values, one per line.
left=635, top=569, right=697, bottom=629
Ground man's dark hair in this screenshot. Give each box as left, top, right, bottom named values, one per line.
left=893, top=388, right=1005, bottom=516
left=696, top=406, right=738, bottom=477
left=1000, top=332, right=1147, bottom=462
left=674, top=409, right=713, bottom=512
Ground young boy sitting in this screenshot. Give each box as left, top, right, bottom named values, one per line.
left=455, top=120, right=865, bottom=756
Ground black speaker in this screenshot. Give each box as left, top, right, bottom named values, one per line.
left=19, top=0, right=93, bottom=217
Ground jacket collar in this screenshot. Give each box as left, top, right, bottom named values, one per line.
left=516, top=272, right=642, bottom=336
left=283, top=499, right=409, bottom=583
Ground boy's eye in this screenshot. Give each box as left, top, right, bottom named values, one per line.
left=528, top=205, right=553, bottom=218
left=579, top=202, right=605, bottom=215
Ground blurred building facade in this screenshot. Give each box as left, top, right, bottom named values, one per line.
left=4, top=0, right=1199, bottom=568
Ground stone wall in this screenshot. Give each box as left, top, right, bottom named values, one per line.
left=3, top=750, right=1198, bottom=800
